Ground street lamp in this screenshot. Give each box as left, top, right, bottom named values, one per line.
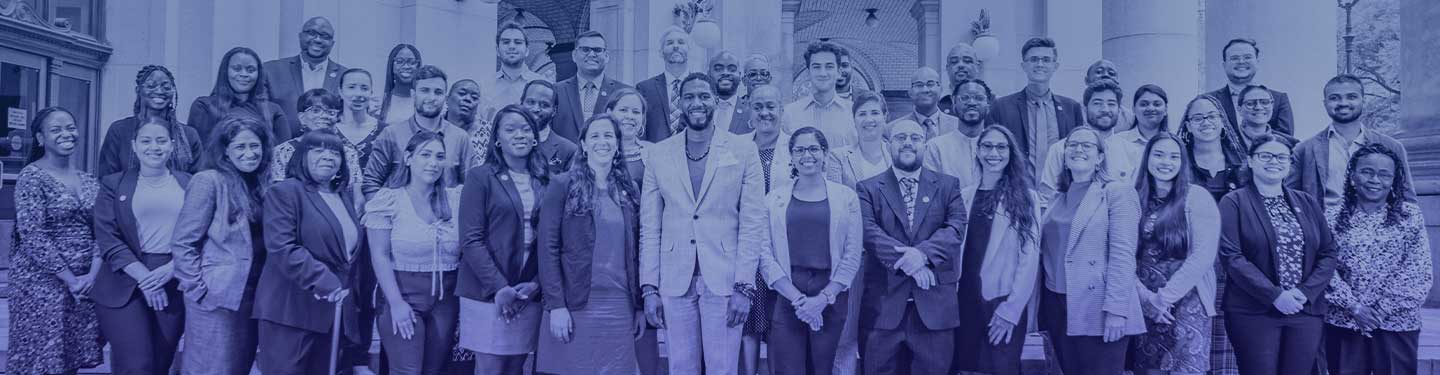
left=1338, top=0, right=1360, bottom=74
left=971, top=9, right=1000, bottom=62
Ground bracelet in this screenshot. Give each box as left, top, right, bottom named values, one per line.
left=732, top=283, right=759, bottom=300
left=641, top=290, right=660, bottom=300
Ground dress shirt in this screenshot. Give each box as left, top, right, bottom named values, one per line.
left=492, top=69, right=547, bottom=109
left=1324, top=125, right=1370, bottom=210
left=580, top=75, right=605, bottom=121
left=714, top=95, right=738, bottom=130
left=914, top=110, right=944, bottom=139
left=302, top=59, right=329, bottom=92
left=1101, top=128, right=1150, bottom=182
left=783, top=95, right=856, bottom=149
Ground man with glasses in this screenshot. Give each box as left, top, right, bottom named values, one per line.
left=784, top=41, right=857, bottom=149
left=1235, top=84, right=1298, bottom=151
left=636, top=26, right=695, bottom=142
left=1205, top=38, right=1294, bottom=136
left=939, top=43, right=982, bottom=116
left=729, top=54, right=774, bottom=134
left=924, top=78, right=994, bottom=182
left=986, top=37, right=1085, bottom=178
left=264, top=16, right=349, bottom=140
left=892, top=67, right=960, bottom=140
left=555, top=30, right=631, bottom=142
left=1289, top=74, right=1414, bottom=211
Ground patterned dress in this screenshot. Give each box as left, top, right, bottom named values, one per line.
left=7, top=165, right=104, bottom=374
left=745, top=147, right=779, bottom=336
left=1131, top=202, right=1212, bottom=373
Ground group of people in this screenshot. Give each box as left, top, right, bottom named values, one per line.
left=5, top=14, right=1431, bottom=375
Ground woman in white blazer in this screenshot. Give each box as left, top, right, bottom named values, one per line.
left=756, top=127, right=864, bottom=375
left=952, top=125, right=1042, bottom=375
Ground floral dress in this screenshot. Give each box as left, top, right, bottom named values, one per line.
left=1131, top=200, right=1212, bottom=373
left=7, top=165, right=104, bottom=374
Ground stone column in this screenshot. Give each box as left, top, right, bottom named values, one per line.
left=779, top=0, right=799, bottom=98
left=912, top=0, right=941, bottom=70
left=401, top=0, right=496, bottom=89
left=1396, top=0, right=1440, bottom=305
left=1045, top=0, right=1103, bottom=98
left=1204, top=0, right=1337, bottom=138
left=1103, top=0, right=1201, bottom=132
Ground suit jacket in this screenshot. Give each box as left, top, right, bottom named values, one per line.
left=538, top=132, right=579, bottom=175
left=1040, top=183, right=1146, bottom=336
left=188, top=95, right=292, bottom=144
left=93, top=169, right=193, bottom=308
left=1206, top=86, right=1294, bottom=136
left=890, top=111, right=960, bottom=139
left=639, top=130, right=767, bottom=296
left=856, top=168, right=967, bottom=331
left=263, top=55, right=347, bottom=135
left=724, top=96, right=753, bottom=135
left=537, top=174, right=641, bottom=312
left=757, top=180, right=864, bottom=290
left=1287, top=129, right=1417, bottom=205
left=555, top=75, right=631, bottom=143
left=636, top=73, right=675, bottom=143
left=960, top=186, right=1040, bottom=326
left=256, top=178, right=364, bottom=337
left=1218, top=187, right=1338, bottom=316
left=171, top=170, right=263, bottom=311
left=985, top=90, right=1084, bottom=159
left=457, top=164, right=545, bottom=302
left=98, top=117, right=204, bottom=176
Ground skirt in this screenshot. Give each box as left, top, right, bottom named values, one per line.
left=458, top=297, right=541, bottom=356
left=536, top=289, right=639, bottom=374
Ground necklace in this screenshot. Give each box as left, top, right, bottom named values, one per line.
left=139, top=172, right=171, bottom=189
left=686, top=142, right=711, bottom=161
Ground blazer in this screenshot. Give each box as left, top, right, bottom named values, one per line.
left=1217, top=186, right=1338, bottom=316
left=263, top=55, right=348, bottom=135
left=985, top=89, right=1084, bottom=159
left=856, top=168, right=967, bottom=331
left=635, top=73, right=675, bottom=143
left=639, top=130, right=767, bottom=297
left=1205, top=86, right=1294, bottom=136
left=1287, top=129, right=1417, bottom=205
left=255, top=178, right=364, bottom=337
left=98, top=117, right=204, bottom=176
left=537, top=133, right=579, bottom=175
left=826, top=144, right=890, bottom=188
left=960, top=185, right=1041, bottom=326
left=724, top=96, right=753, bottom=136
left=757, top=181, right=864, bottom=290
left=172, top=170, right=263, bottom=311
left=1040, top=183, right=1146, bottom=336
left=554, top=75, right=631, bottom=142
left=93, top=169, right=193, bottom=308
left=457, top=164, right=545, bottom=302
left=889, top=111, right=960, bottom=139
left=1135, top=185, right=1222, bottom=317
left=187, top=95, right=292, bottom=144
left=537, top=174, right=641, bottom=312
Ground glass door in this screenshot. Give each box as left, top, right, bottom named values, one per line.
left=50, top=64, right=97, bottom=172
left=0, top=46, right=48, bottom=182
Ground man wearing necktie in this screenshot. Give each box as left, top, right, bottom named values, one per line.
left=636, top=26, right=694, bottom=143
left=986, top=37, right=1084, bottom=179
left=890, top=67, right=960, bottom=141
left=553, top=30, right=631, bottom=142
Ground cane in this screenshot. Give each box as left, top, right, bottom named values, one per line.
left=328, top=293, right=346, bottom=375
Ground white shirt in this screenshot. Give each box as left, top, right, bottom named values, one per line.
left=302, top=59, right=330, bottom=92
left=714, top=95, right=739, bottom=129
left=783, top=95, right=856, bottom=149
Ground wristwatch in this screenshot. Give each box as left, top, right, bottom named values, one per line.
left=733, top=283, right=759, bottom=300
left=820, top=290, right=837, bottom=305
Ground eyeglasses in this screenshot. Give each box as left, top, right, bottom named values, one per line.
left=1186, top=112, right=1225, bottom=124
left=745, top=70, right=772, bottom=79
left=1242, top=99, right=1273, bottom=108
left=910, top=81, right=942, bottom=89
left=302, top=29, right=334, bottom=41
left=977, top=142, right=1009, bottom=153
left=1226, top=54, right=1256, bottom=63
left=1252, top=152, right=1291, bottom=164
left=890, top=134, right=926, bottom=144
left=392, top=58, right=420, bottom=67
left=790, top=146, right=825, bottom=155
left=304, top=106, right=341, bottom=117
left=1356, top=169, right=1395, bottom=182
left=1024, top=56, right=1055, bottom=64
left=1064, top=141, right=1098, bottom=152
left=576, top=46, right=607, bottom=56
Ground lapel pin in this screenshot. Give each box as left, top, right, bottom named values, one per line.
left=119, top=195, right=127, bottom=202
left=922, top=196, right=930, bottom=203
left=500, top=174, right=510, bottom=181
left=329, top=72, right=337, bottom=78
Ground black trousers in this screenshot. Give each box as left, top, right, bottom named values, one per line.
left=951, top=296, right=1026, bottom=375
left=769, top=267, right=848, bottom=375
left=95, top=283, right=186, bottom=375
left=1324, top=324, right=1418, bottom=375
left=1225, top=311, right=1324, bottom=375
left=1039, top=288, right=1129, bottom=375
left=258, top=319, right=362, bottom=375
left=863, top=302, right=954, bottom=375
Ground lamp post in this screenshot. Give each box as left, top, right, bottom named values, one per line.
left=971, top=9, right=1000, bottom=63
left=1338, top=0, right=1359, bottom=74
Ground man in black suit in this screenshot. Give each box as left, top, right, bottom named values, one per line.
left=1204, top=38, right=1294, bottom=136
left=553, top=30, right=631, bottom=142
left=857, top=119, right=967, bottom=375
left=985, top=37, right=1084, bottom=176
left=263, top=16, right=347, bottom=139
left=520, top=80, right=578, bottom=175
left=938, top=43, right=981, bottom=117
left=706, top=50, right=747, bottom=135
left=635, top=26, right=694, bottom=143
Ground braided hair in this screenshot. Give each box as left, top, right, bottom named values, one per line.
left=1334, top=143, right=1412, bottom=235
left=133, top=65, right=194, bottom=171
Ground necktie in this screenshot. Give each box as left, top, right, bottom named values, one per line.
left=899, top=176, right=919, bottom=228
left=582, top=82, right=598, bottom=120
left=922, top=118, right=937, bottom=139
left=669, top=79, right=684, bottom=135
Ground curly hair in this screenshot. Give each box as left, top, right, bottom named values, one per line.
left=975, top=125, right=1037, bottom=247
left=1335, top=143, right=1412, bottom=235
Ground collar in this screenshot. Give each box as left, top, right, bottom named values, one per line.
left=496, top=68, right=537, bottom=82
left=539, top=126, right=552, bottom=142
left=892, top=167, right=920, bottom=181
left=579, top=75, right=604, bottom=90
left=1024, top=85, right=1053, bottom=103
left=1227, top=82, right=1250, bottom=97
left=1115, top=128, right=1149, bottom=145
left=664, top=71, right=687, bottom=86
left=1326, top=124, right=1369, bottom=145
left=717, top=95, right=738, bottom=108
left=303, top=58, right=329, bottom=72
left=409, top=116, right=450, bottom=134
left=806, top=94, right=847, bottom=110
left=913, top=109, right=941, bottom=123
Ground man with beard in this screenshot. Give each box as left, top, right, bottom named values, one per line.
left=785, top=41, right=857, bottom=149
left=362, top=65, right=471, bottom=197
left=705, top=51, right=745, bottom=134
left=640, top=72, right=765, bottom=375
left=924, top=78, right=993, bottom=182
left=987, top=37, right=1084, bottom=177
left=856, top=119, right=967, bottom=375
left=892, top=67, right=960, bottom=139
left=1038, top=82, right=1128, bottom=203
left=636, top=26, right=695, bottom=142
left=836, top=49, right=856, bottom=101
left=1290, top=74, right=1414, bottom=210
left=518, top=80, right=577, bottom=175
left=1084, top=59, right=1134, bottom=132
left=1205, top=38, right=1294, bottom=136
left=555, top=30, right=630, bottom=143
left=491, top=22, right=548, bottom=112
left=264, top=17, right=349, bottom=139
left=939, top=43, right=981, bottom=116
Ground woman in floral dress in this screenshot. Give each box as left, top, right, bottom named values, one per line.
left=8, top=106, right=104, bottom=374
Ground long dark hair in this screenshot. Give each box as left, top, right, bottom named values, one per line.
left=384, top=131, right=453, bottom=222
left=210, top=47, right=272, bottom=110
left=975, top=125, right=1037, bottom=247
left=286, top=128, right=351, bottom=192
left=565, top=114, right=636, bottom=216
left=379, top=44, right=422, bottom=121
left=486, top=104, right=548, bottom=184
left=133, top=65, right=195, bottom=171
left=202, top=116, right=273, bottom=223
left=1335, top=143, right=1412, bottom=235
left=1134, top=132, right=1191, bottom=259
left=1178, top=94, right=1247, bottom=184
left=26, top=106, right=76, bottom=164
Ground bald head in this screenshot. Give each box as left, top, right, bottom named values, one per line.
left=946, top=43, right=981, bottom=85
left=909, top=67, right=943, bottom=112
left=299, top=17, right=335, bottom=61
left=710, top=50, right=741, bottom=98
left=1086, top=59, right=1119, bottom=86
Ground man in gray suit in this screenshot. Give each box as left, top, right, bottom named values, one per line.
left=640, top=72, right=766, bottom=375
left=263, top=16, right=347, bottom=140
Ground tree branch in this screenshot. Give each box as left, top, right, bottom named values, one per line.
left=1356, top=66, right=1401, bottom=95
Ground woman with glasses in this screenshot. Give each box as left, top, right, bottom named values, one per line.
left=99, top=65, right=203, bottom=176
left=950, top=125, right=1041, bottom=375
left=1217, top=134, right=1336, bottom=375
left=269, top=89, right=364, bottom=205
left=188, top=47, right=291, bottom=142
left=1323, top=144, right=1430, bottom=375
left=1129, top=133, right=1222, bottom=375
left=378, top=44, right=423, bottom=125
left=1038, top=126, right=1145, bottom=375
left=1234, top=85, right=1297, bottom=151
left=335, top=68, right=385, bottom=167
